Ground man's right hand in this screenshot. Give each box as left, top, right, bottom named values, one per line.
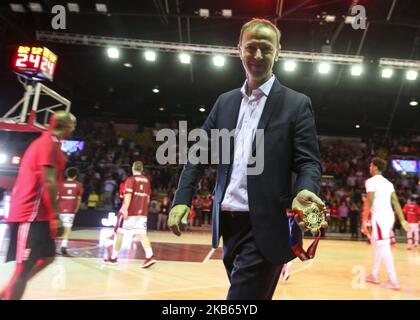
left=361, top=222, right=369, bottom=236
left=122, top=206, right=128, bottom=220
left=168, top=205, right=190, bottom=236
left=401, top=220, right=409, bottom=232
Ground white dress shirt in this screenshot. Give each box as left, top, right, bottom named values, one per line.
left=221, top=75, right=275, bottom=212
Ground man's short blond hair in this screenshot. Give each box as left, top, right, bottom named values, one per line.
left=49, top=111, right=76, bottom=130
left=239, top=18, right=281, bottom=47
left=132, top=161, right=143, bottom=172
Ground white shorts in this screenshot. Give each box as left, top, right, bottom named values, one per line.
left=372, top=218, right=394, bottom=241
left=59, top=213, right=75, bottom=228
left=408, top=223, right=419, bottom=234
left=118, top=216, right=148, bottom=235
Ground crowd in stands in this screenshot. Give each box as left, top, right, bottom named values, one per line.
left=3, top=119, right=417, bottom=237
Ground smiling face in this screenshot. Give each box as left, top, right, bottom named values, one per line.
left=238, top=25, right=280, bottom=89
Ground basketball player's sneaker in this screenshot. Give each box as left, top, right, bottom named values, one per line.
left=104, top=257, right=118, bottom=265
left=381, top=280, right=400, bottom=290
left=60, top=247, right=71, bottom=257
left=142, top=256, right=156, bottom=268
left=365, top=274, right=380, bottom=284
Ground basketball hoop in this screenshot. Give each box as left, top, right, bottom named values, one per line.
left=0, top=80, right=71, bottom=132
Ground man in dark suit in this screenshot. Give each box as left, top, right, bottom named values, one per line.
left=168, top=18, right=324, bottom=299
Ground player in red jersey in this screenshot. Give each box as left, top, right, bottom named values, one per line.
left=403, top=197, right=420, bottom=250
left=0, top=111, right=76, bottom=300
left=104, top=161, right=155, bottom=268
left=57, top=167, right=83, bottom=256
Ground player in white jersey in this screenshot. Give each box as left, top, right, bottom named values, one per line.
left=362, top=157, right=408, bottom=290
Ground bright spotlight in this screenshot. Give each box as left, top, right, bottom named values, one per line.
left=199, top=107, right=206, bottom=112
left=284, top=60, right=296, bottom=72
left=198, top=8, right=210, bottom=18
left=409, top=100, right=418, bottom=107
left=0, top=154, right=7, bottom=164
left=344, top=16, right=356, bottom=24
left=28, top=2, right=43, bottom=12
left=355, top=124, right=360, bottom=129
left=351, top=65, right=363, bottom=76
left=12, top=156, right=20, bottom=165
left=95, top=3, right=108, bottom=13
left=67, top=3, right=80, bottom=12
left=221, top=9, right=232, bottom=18
left=213, top=55, right=225, bottom=67
left=10, top=3, right=25, bottom=12
left=179, top=53, right=191, bottom=64
left=381, top=68, right=393, bottom=78
left=152, top=85, right=159, bottom=94
left=107, top=47, right=119, bottom=59
left=144, top=51, right=156, bottom=62
left=406, top=70, right=418, bottom=81
left=318, top=62, right=331, bottom=74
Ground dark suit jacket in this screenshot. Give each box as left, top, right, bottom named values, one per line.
left=173, top=78, right=321, bottom=265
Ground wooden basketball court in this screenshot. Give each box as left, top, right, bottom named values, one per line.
left=0, top=225, right=419, bottom=300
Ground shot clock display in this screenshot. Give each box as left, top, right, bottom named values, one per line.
left=12, top=46, right=57, bottom=81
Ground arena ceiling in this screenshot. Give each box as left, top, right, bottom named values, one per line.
left=0, top=0, right=420, bottom=137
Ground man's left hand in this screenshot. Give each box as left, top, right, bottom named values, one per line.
left=292, top=189, right=325, bottom=210
left=292, top=189, right=327, bottom=232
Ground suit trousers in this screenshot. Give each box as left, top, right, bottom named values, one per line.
left=221, top=211, right=282, bottom=300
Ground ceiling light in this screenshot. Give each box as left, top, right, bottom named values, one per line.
left=96, top=3, right=107, bottom=13
left=179, top=53, right=191, bottom=64
left=344, top=16, right=355, bottom=24
left=0, top=154, right=7, bottom=164
left=406, top=70, right=418, bottom=81
left=409, top=100, right=418, bottom=107
left=198, top=8, right=209, bottom=18
left=10, top=3, right=25, bottom=12
left=318, top=62, right=331, bottom=74
left=107, top=47, right=119, bottom=59
left=12, top=156, right=20, bottom=165
left=67, top=3, right=80, bottom=13
left=221, top=9, right=232, bottom=18
left=381, top=68, right=393, bottom=78
left=284, top=60, right=296, bottom=72
left=351, top=65, right=363, bottom=76
left=144, top=51, right=156, bottom=62
left=213, top=55, right=225, bottom=67
left=28, top=2, right=43, bottom=12
left=324, top=15, right=336, bottom=23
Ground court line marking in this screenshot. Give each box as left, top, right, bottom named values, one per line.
left=202, top=248, right=216, bottom=263
left=68, top=245, right=100, bottom=252
left=290, top=259, right=315, bottom=275
left=47, top=283, right=229, bottom=300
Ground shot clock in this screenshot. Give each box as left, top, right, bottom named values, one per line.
left=12, top=46, right=57, bottom=81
